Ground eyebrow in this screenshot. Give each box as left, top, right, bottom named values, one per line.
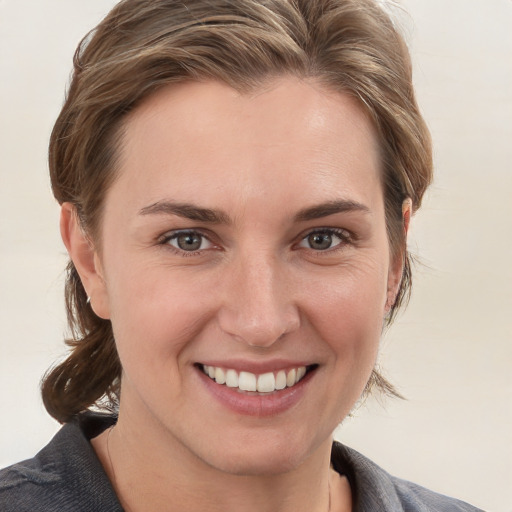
left=139, top=201, right=231, bottom=224
left=139, top=198, right=370, bottom=224
left=293, top=199, right=370, bottom=222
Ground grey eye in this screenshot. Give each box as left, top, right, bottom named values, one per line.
left=308, top=232, right=333, bottom=250
left=167, top=231, right=211, bottom=252
left=298, top=230, right=345, bottom=251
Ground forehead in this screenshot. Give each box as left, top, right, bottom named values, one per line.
left=110, top=77, right=382, bottom=217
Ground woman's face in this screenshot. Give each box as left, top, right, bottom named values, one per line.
left=89, top=78, right=401, bottom=475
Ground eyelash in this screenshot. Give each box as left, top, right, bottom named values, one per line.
left=296, top=227, right=352, bottom=254
left=157, top=227, right=353, bottom=257
left=158, top=230, right=215, bottom=257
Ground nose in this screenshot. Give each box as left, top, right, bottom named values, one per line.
left=217, top=252, right=300, bottom=348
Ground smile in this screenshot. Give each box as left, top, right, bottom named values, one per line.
left=200, top=364, right=310, bottom=393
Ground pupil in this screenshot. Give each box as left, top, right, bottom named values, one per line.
left=177, top=233, right=201, bottom=251
left=309, top=233, right=332, bottom=250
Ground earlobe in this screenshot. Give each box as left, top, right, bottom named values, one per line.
left=60, top=203, right=110, bottom=319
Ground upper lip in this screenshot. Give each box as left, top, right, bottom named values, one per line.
left=196, top=359, right=316, bottom=374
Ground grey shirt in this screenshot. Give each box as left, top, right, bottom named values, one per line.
left=0, top=413, right=484, bottom=511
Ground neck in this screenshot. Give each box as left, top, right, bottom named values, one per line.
left=93, top=410, right=339, bottom=512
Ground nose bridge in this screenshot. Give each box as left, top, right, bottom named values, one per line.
left=218, top=246, right=299, bottom=347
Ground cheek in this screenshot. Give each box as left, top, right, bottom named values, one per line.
left=303, top=260, right=388, bottom=360
left=105, top=263, right=213, bottom=382
left=306, top=267, right=387, bottom=416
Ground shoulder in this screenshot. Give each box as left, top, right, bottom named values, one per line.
left=331, top=442, right=485, bottom=512
left=0, top=453, right=62, bottom=512
left=0, top=413, right=121, bottom=512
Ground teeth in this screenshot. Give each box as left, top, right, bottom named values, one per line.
left=239, top=371, right=257, bottom=392
left=225, top=369, right=238, bottom=388
left=275, top=370, right=287, bottom=390
left=201, top=365, right=309, bottom=393
left=214, top=367, right=226, bottom=385
left=286, top=368, right=296, bottom=387
left=257, top=372, right=275, bottom=393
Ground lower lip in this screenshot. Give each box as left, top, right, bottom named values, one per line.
left=196, top=367, right=314, bottom=417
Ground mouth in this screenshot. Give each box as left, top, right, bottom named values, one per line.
left=197, top=363, right=317, bottom=394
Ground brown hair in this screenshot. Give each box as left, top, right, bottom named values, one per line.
left=43, top=0, right=432, bottom=422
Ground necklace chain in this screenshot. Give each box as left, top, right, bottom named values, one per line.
left=106, top=426, right=118, bottom=489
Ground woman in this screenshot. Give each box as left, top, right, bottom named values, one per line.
left=0, top=0, right=484, bottom=510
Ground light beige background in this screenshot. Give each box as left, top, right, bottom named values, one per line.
left=0, top=1, right=510, bottom=511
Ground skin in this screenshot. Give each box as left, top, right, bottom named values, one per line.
left=62, top=77, right=408, bottom=512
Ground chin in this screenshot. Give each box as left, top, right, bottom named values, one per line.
left=208, top=449, right=302, bottom=477
left=196, top=428, right=326, bottom=477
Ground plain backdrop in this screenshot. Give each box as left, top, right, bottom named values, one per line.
left=0, top=1, right=511, bottom=511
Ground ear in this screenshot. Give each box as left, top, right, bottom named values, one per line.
left=60, top=203, right=111, bottom=319
left=385, top=198, right=413, bottom=314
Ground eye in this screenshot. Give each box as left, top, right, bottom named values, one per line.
left=162, top=230, right=213, bottom=252
left=298, top=229, right=348, bottom=251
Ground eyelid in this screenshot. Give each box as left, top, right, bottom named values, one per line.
left=158, top=228, right=217, bottom=254
left=156, top=226, right=353, bottom=256
left=296, top=227, right=353, bottom=251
